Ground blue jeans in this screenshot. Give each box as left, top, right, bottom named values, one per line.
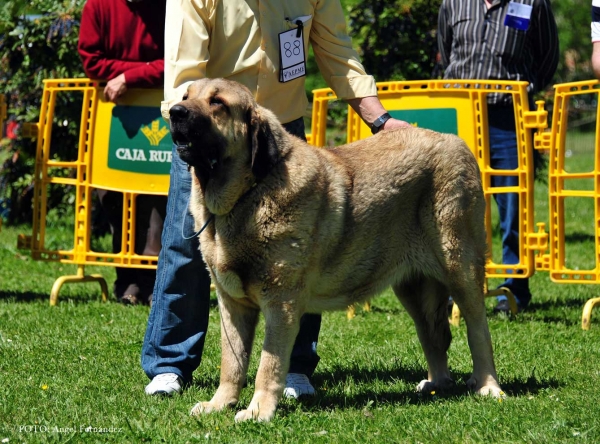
left=141, top=117, right=321, bottom=384
left=488, top=105, right=532, bottom=308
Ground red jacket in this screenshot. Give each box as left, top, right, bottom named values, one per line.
left=77, top=0, right=166, bottom=88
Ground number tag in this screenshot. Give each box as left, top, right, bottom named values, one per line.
left=504, top=1, right=533, bottom=31
left=278, top=25, right=306, bottom=83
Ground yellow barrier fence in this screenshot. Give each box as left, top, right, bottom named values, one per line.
left=19, top=78, right=600, bottom=328
left=547, top=80, right=600, bottom=329
left=21, top=79, right=170, bottom=304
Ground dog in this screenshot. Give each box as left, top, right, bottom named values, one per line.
left=169, top=78, right=503, bottom=422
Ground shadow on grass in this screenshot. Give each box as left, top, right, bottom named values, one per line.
left=360, top=305, right=405, bottom=315
left=309, top=365, right=465, bottom=408
left=192, top=363, right=562, bottom=415
left=529, top=298, right=589, bottom=311
left=565, top=232, right=595, bottom=243
left=0, top=290, right=54, bottom=303
left=0, top=290, right=221, bottom=309
left=518, top=298, right=589, bottom=326
left=303, top=369, right=562, bottom=411
left=499, top=374, right=562, bottom=397
left=0, top=289, right=107, bottom=304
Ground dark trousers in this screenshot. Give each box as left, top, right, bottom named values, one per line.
left=488, top=105, right=533, bottom=307
left=97, top=189, right=167, bottom=303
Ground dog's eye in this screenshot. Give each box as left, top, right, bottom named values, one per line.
left=210, top=96, right=227, bottom=109
left=182, top=93, right=189, bottom=101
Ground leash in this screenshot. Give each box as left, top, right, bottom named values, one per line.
left=181, top=194, right=214, bottom=240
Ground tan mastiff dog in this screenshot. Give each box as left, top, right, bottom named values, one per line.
left=169, top=78, right=503, bottom=422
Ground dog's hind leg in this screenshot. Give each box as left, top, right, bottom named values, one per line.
left=191, top=293, right=259, bottom=416
left=449, top=275, right=503, bottom=397
left=393, top=277, right=454, bottom=393
left=234, top=299, right=302, bottom=422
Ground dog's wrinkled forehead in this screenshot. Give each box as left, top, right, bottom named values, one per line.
left=184, top=78, right=254, bottom=108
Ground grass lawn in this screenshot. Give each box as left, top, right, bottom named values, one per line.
left=1, top=136, right=600, bottom=443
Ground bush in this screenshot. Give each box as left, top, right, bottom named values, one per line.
left=0, top=0, right=85, bottom=224
left=348, top=0, right=441, bottom=81
left=0, top=0, right=590, bottom=224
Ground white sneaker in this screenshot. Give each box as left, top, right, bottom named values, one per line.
left=283, top=373, right=315, bottom=399
left=145, top=373, right=183, bottom=396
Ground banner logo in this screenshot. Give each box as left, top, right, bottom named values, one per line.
left=141, top=120, right=170, bottom=146
left=108, top=106, right=172, bottom=175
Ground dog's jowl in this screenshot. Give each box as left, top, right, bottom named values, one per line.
left=170, top=78, right=503, bottom=422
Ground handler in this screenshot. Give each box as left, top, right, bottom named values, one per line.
left=78, top=0, right=168, bottom=305
left=142, top=0, right=410, bottom=398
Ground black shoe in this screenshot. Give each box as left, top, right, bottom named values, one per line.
left=493, top=299, right=519, bottom=315
left=119, top=294, right=140, bottom=305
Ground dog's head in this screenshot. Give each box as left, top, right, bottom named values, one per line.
left=169, top=78, right=282, bottom=187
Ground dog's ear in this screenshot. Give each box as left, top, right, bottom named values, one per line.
left=248, top=106, right=280, bottom=179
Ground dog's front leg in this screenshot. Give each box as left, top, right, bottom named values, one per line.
left=191, top=294, right=259, bottom=416
left=234, top=300, right=301, bottom=422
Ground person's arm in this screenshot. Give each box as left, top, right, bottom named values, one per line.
left=346, top=96, right=411, bottom=131
left=309, top=0, right=409, bottom=131
left=78, top=1, right=161, bottom=83
left=162, top=0, right=213, bottom=121
left=592, top=1, right=600, bottom=79
left=103, top=60, right=165, bottom=102
left=78, top=0, right=165, bottom=102
left=103, top=74, right=128, bottom=102
left=593, top=44, right=600, bottom=80
left=437, top=1, right=452, bottom=69
left=531, top=0, right=559, bottom=91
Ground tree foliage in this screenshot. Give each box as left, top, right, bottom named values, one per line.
left=348, top=0, right=441, bottom=81
left=551, top=0, right=594, bottom=83
left=0, top=0, right=596, bottom=224
left=0, top=0, right=85, bottom=223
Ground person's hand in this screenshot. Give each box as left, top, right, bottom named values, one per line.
left=381, top=117, right=413, bottom=130
left=592, top=42, right=600, bottom=80
left=104, top=73, right=128, bottom=102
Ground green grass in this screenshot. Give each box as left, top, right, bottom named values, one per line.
left=2, top=138, right=600, bottom=443
left=1, top=224, right=599, bottom=444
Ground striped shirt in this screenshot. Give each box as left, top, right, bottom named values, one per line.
left=593, top=0, right=600, bottom=42
left=438, top=0, right=559, bottom=105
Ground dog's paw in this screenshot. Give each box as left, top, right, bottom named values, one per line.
left=476, top=384, right=505, bottom=398
left=416, top=377, right=453, bottom=394
left=416, top=379, right=436, bottom=394
left=190, top=401, right=222, bottom=416
left=467, top=377, right=505, bottom=398
left=234, top=408, right=274, bottom=423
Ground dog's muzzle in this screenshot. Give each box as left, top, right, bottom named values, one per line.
left=169, top=104, right=221, bottom=171
left=170, top=104, right=189, bottom=122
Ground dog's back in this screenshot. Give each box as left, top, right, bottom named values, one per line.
left=288, top=127, right=486, bottom=313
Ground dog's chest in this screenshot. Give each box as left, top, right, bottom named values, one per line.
left=213, top=266, right=246, bottom=299
left=202, top=232, right=256, bottom=300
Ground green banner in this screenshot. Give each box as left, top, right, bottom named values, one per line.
left=107, top=105, right=172, bottom=174
left=389, top=108, right=458, bottom=135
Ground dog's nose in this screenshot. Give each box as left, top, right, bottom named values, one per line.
left=169, top=104, right=189, bottom=121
